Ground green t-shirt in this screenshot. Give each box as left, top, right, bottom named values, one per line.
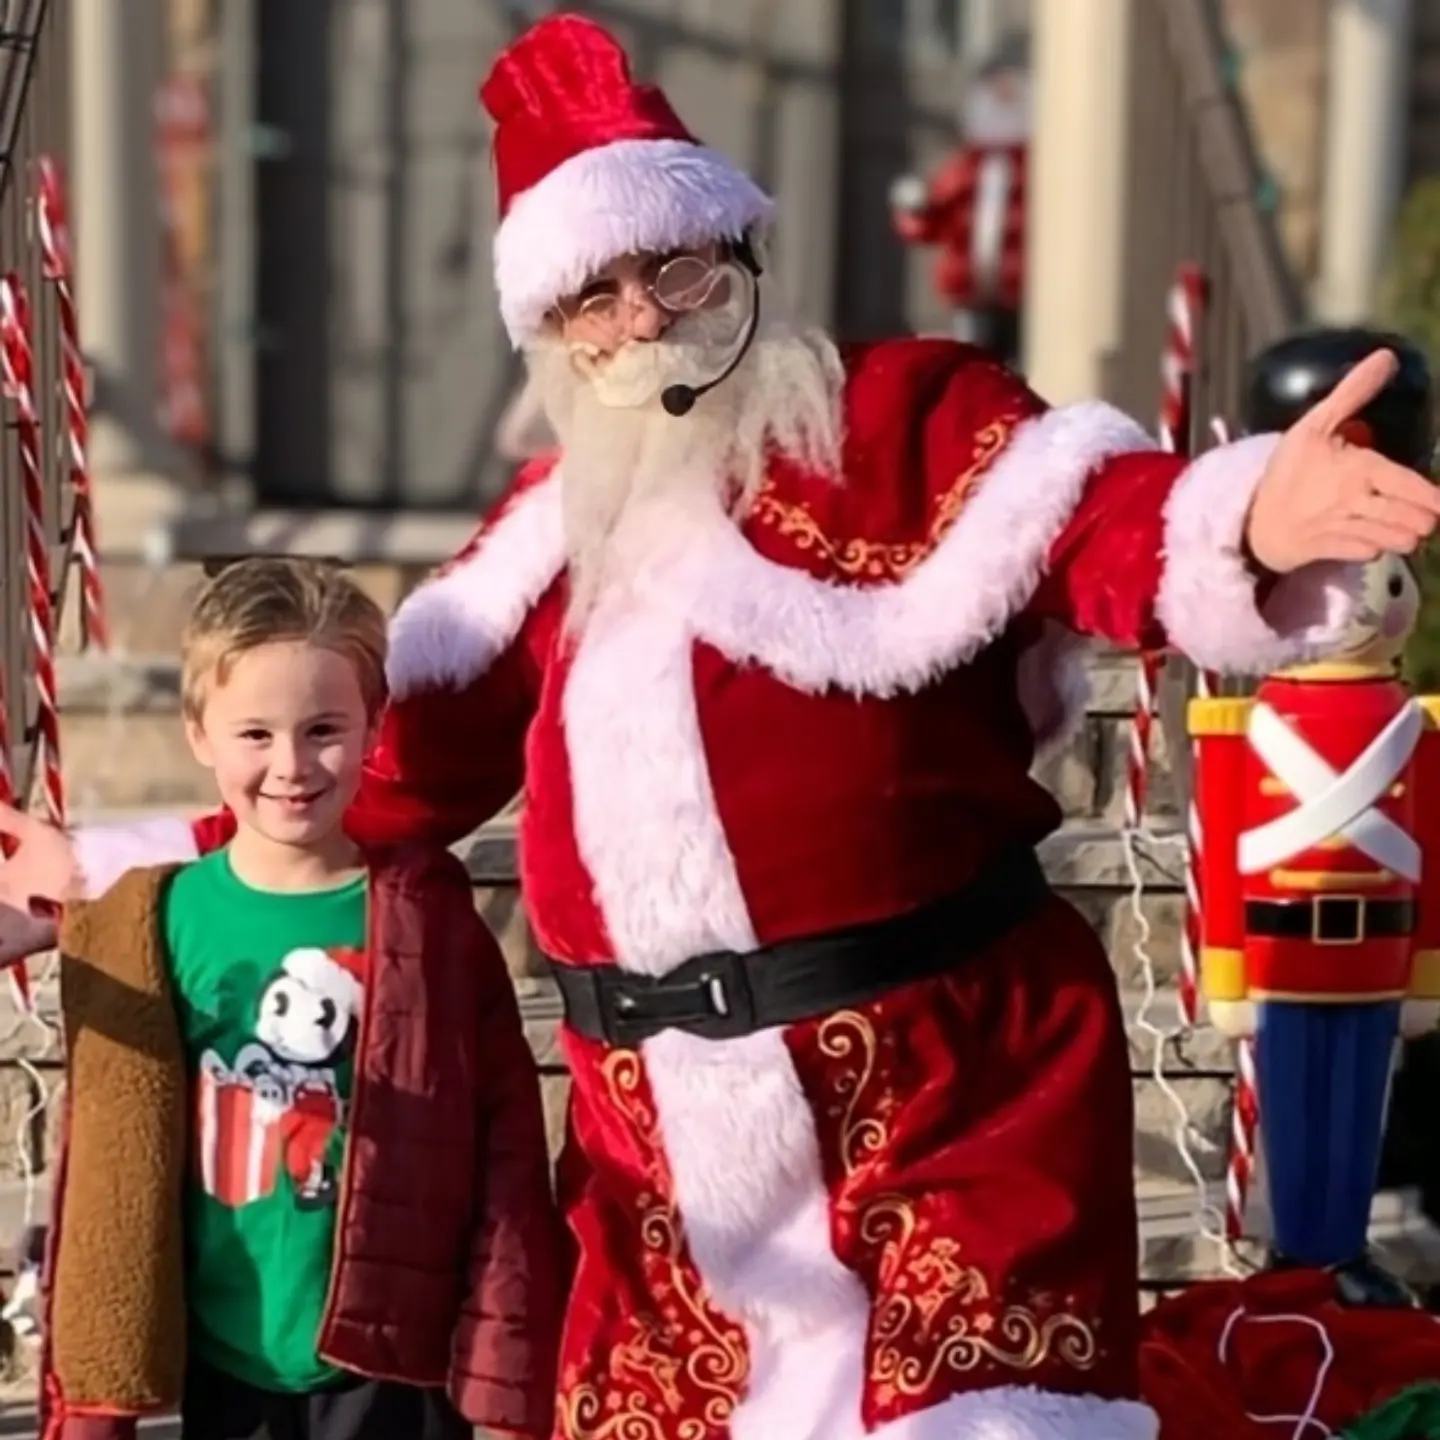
left=163, top=847, right=367, bottom=1392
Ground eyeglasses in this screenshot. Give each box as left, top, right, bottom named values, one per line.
left=554, top=252, right=725, bottom=330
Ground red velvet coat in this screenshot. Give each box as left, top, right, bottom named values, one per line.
left=75, top=339, right=1356, bottom=1440
left=42, top=847, right=564, bottom=1440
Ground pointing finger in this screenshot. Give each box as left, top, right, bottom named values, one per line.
left=1301, top=349, right=1399, bottom=437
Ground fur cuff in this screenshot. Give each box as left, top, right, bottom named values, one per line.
left=1156, top=435, right=1357, bottom=675
left=386, top=470, right=565, bottom=699
left=73, top=817, right=200, bottom=900
left=869, top=1386, right=1159, bottom=1440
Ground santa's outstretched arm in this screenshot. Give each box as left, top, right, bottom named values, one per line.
left=1021, top=425, right=1354, bottom=673
left=691, top=348, right=1376, bottom=711
left=66, top=460, right=566, bottom=897
left=923, top=353, right=1360, bottom=675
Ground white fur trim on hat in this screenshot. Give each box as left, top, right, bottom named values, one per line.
left=493, top=137, right=774, bottom=346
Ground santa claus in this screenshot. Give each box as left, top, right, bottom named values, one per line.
left=3, top=14, right=1439, bottom=1440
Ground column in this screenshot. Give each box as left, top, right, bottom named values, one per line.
left=1314, top=0, right=1413, bottom=323
left=72, top=0, right=166, bottom=474
left=1021, top=0, right=1133, bottom=403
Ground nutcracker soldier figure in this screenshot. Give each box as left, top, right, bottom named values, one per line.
left=1191, top=329, right=1440, bottom=1309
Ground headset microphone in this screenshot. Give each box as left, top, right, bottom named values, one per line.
left=661, top=236, right=764, bottom=419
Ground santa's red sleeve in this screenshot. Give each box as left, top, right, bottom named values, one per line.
left=71, top=457, right=567, bottom=896
left=934, top=350, right=1356, bottom=673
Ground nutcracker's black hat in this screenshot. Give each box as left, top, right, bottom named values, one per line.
left=1246, top=328, right=1434, bottom=471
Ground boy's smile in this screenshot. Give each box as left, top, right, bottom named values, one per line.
left=185, top=639, right=376, bottom=889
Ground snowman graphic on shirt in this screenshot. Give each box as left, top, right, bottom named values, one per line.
left=195, top=946, right=364, bottom=1211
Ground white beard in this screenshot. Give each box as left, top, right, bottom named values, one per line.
left=525, top=274, right=845, bottom=625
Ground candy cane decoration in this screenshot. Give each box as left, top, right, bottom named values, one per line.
left=1227, top=1021, right=1260, bottom=1240
left=1124, top=651, right=1163, bottom=829
left=0, top=667, right=30, bottom=1012
left=36, top=157, right=108, bottom=652
left=1124, top=266, right=1209, bottom=835
left=1, top=275, right=66, bottom=829
left=1164, top=266, right=1209, bottom=1021
left=1198, top=412, right=1261, bottom=1241
left=1160, top=264, right=1207, bottom=452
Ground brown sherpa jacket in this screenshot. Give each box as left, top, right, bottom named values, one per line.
left=38, top=845, right=565, bottom=1440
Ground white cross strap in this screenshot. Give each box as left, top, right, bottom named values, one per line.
left=1238, top=698, right=1424, bottom=881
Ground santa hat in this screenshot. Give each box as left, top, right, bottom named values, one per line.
left=280, top=946, right=365, bottom=1014
left=481, top=13, right=775, bottom=347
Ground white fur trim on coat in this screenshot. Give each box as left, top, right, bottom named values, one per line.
left=565, top=572, right=873, bottom=1435
left=867, top=1385, right=1159, bottom=1440
left=494, top=137, right=775, bottom=346
left=648, top=401, right=1149, bottom=700
left=560, top=561, right=1145, bottom=1438
left=1156, top=433, right=1358, bottom=674
left=385, top=469, right=566, bottom=698
left=73, top=815, right=200, bottom=901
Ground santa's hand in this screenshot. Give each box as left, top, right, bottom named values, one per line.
left=0, top=801, right=79, bottom=962
left=1243, top=348, right=1440, bottom=573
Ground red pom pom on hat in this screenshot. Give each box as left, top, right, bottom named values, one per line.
left=480, top=13, right=773, bottom=347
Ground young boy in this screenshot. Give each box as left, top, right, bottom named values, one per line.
left=37, top=559, right=563, bottom=1440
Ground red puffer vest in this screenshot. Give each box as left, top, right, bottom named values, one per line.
left=39, top=844, right=564, bottom=1440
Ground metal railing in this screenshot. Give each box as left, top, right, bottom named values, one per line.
left=0, top=0, right=73, bottom=807
left=1105, top=0, right=1303, bottom=448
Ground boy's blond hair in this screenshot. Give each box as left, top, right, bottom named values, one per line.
left=181, top=558, right=388, bottom=722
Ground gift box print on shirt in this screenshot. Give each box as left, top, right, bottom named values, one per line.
left=193, top=944, right=364, bottom=1211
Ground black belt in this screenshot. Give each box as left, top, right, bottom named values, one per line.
left=1245, top=895, right=1414, bottom=945
left=548, top=844, right=1050, bottom=1046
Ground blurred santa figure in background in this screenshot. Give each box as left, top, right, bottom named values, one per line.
left=890, top=31, right=1031, bottom=364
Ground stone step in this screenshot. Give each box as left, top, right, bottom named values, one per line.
left=52, top=643, right=1185, bottom=818
left=1138, top=1180, right=1440, bottom=1288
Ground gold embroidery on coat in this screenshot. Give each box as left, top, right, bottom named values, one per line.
left=556, top=1051, right=747, bottom=1440
left=751, top=418, right=1016, bottom=579
left=818, top=1010, right=893, bottom=1173
left=861, top=1195, right=1098, bottom=1398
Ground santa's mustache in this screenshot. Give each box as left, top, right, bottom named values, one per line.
left=567, top=279, right=751, bottom=411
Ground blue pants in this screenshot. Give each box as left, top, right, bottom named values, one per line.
left=1253, top=998, right=1401, bottom=1267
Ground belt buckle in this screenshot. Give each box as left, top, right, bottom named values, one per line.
left=1312, top=894, right=1365, bottom=946
left=687, top=951, right=758, bottom=1039
left=600, top=952, right=758, bottom=1043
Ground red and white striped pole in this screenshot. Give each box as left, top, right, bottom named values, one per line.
left=1125, top=266, right=1209, bottom=838
left=1198, top=414, right=1261, bottom=1241
left=1, top=274, right=67, bottom=831
left=0, top=667, right=29, bottom=1011
left=1165, top=265, right=1209, bottom=1023
left=35, top=157, right=108, bottom=653
left=1227, top=1019, right=1260, bottom=1241
left=1160, top=265, right=1207, bottom=453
